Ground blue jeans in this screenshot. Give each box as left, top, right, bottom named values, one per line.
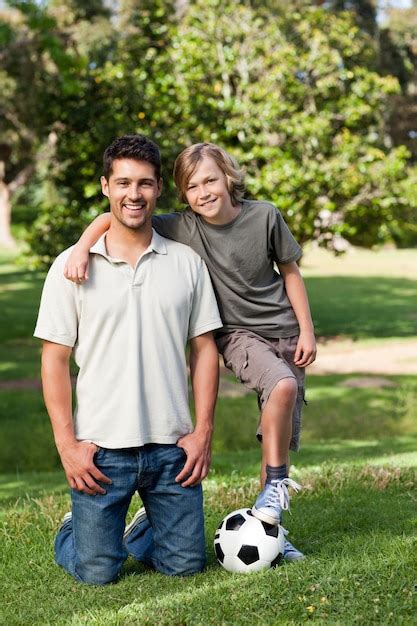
left=55, top=444, right=205, bottom=585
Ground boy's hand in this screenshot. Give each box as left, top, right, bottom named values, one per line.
left=64, top=247, right=90, bottom=283
left=294, top=330, right=317, bottom=367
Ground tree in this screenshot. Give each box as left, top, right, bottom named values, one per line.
left=26, top=0, right=184, bottom=264
left=5, top=0, right=417, bottom=260
left=167, top=0, right=406, bottom=249
left=0, top=0, right=83, bottom=249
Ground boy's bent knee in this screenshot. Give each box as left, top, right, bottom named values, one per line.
left=270, top=377, right=298, bottom=401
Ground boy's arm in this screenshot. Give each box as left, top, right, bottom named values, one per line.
left=175, top=331, right=219, bottom=487
left=278, top=261, right=317, bottom=367
left=41, top=340, right=112, bottom=494
left=64, top=213, right=111, bottom=282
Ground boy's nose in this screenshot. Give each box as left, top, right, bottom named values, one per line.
left=199, top=186, right=210, bottom=198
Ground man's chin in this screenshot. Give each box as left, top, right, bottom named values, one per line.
left=116, top=216, right=149, bottom=231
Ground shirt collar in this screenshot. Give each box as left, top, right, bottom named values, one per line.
left=90, top=228, right=167, bottom=260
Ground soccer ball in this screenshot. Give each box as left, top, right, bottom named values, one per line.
left=214, top=508, right=285, bottom=573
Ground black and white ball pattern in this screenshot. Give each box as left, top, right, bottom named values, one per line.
left=214, top=508, right=285, bottom=573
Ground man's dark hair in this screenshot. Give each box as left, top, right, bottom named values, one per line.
left=103, top=134, right=161, bottom=180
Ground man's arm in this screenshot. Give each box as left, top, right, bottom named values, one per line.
left=41, top=340, right=111, bottom=494
left=278, top=261, right=317, bottom=367
left=175, top=331, right=219, bottom=487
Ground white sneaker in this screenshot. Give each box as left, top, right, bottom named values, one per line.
left=123, top=507, right=148, bottom=540
left=282, top=528, right=305, bottom=561
left=252, top=478, right=302, bottom=526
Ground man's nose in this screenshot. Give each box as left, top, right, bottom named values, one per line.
left=128, top=185, right=143, bottom=200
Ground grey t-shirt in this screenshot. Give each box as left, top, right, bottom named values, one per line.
left=152, top=199, right=302, bottom=338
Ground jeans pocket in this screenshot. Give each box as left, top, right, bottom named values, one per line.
left=93, top=446, right=107, bottom=463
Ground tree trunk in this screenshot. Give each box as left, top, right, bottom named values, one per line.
left=0, top=161, right=17, bottom=250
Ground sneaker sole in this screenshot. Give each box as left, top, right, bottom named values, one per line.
left=283, top=552, right=305, bottom=562
left=251, top=506, right=280, bottom=526
left=124, top=507, right=147, bottom=539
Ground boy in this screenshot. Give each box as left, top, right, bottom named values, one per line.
left=65, top=141, right=316, bottom=561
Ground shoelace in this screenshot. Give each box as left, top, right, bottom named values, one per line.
left=265, top=478, right=302, bottom=511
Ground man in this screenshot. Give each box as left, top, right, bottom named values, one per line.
left=34, top=134, right=222, bottom=584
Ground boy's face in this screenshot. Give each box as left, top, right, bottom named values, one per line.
left=185, top=156, right=236, bottom=225
left=101, top=158, right=162, bottom=231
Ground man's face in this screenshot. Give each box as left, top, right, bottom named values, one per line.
left=101, top=158, right=162, bottom=230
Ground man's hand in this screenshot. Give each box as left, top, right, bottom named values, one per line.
left=59, top=440, right=112, bottom=495
left=175, top=430, right=212, bottom=488
left=294, top=330, right=317, bottom=367
left=64, top=247, right=90, bottom=283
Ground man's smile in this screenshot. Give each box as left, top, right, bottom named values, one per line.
left=123, top=203, right=146, bottom=212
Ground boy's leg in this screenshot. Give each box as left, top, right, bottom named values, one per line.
left=218, top=331, right=304, bottom=560
left=55, top=447, right=137, bottom=585
left=217, top=331, right=301, bottom=482
left=259, top=376, right=297, bottom=486
left=133, top=444, right=205, bottom=576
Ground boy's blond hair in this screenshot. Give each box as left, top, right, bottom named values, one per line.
left=173, top=143, right=245, bottom=205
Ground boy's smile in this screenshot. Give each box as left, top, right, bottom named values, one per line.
left=185, top=156, right=241, bottom=225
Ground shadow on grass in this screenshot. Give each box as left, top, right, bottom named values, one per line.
left=0, top=270, right=44, bottom=343
left=0, top=471, right=67, bottom=505
left=211, top=375, right=417, bottom=458
left=1, top=374, right=416, bottom=473
left=305, top=275, right=417, bottom=338
left=211, top=435, right=417, bottom=478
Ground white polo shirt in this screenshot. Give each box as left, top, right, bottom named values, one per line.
left=34, top=230, right=222, bottom=448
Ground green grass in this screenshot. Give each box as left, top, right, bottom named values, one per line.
left=1, top=246, right=417, bottom=624
left=1, top=449, right=416, bottom=625
left=306, top=276, right=417, bottom=338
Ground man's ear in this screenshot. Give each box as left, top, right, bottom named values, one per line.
left=101, top=175, right=109, bottom=198
left=157, top=178, right=163, bottom=198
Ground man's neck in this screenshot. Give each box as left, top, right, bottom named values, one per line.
left=105, top=221, right=153, bottom=268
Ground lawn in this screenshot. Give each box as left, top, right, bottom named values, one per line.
left=1, top=246, right=417, bottom=624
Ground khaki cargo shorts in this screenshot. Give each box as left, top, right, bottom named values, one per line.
left=216, top=329, right=306, bottom=452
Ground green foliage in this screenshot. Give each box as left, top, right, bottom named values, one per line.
left=2, top=0, right=416, bottom=262
left=169, top=1, right=408, bottom=249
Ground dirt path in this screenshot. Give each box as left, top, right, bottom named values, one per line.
left=309, top=338, right=417, bottom=376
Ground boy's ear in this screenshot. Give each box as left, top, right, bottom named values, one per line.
left=101, top=175, right=109, bottom=198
